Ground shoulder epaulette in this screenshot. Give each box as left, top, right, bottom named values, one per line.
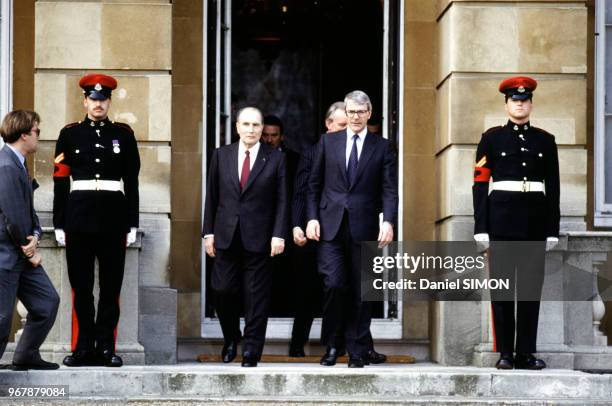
left=532, top=126, right=555, bottom=139
left=482, top=125, right=503, bottom=136
left=113, top=122, right=134, bottom=133
left=62, top=122, right=80, bottom=129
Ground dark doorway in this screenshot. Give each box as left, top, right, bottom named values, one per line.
left=231, top=0, right=383, bottom=152
left=204, top=0, right=398, bottom=323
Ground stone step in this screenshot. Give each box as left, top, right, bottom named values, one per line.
left=0, top=364, right=610, bottom=404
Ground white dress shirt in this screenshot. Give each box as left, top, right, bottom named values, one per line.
left=238, top=141, right=260, bottom=181
left=345, top=127, right=367, bottom=168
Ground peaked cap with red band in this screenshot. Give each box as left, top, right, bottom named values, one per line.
left=498, top=76, right=537, bottom=101
left=79, top=74, right=117, bottom=100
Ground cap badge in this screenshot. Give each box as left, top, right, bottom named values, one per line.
left=518, top=86, right=525, bottom=93
left=94, top=83, right=102, bottom=91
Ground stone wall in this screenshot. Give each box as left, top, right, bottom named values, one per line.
left=431, top=0, right=589, bottom=364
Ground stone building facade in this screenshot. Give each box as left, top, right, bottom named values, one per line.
left=1, top=0, right=609, bottom=367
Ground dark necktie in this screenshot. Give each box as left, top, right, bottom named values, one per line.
left=240, top=150, right=250, bottom=190
left=347, top=134, right=359, bottom=185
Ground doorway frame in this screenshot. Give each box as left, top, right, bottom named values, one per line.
left=201, top=0, right=406, bottom=340
left=0, top=0, right=13, bottom=125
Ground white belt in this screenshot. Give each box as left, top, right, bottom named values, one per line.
left=491, top=181, right=545, bottom=193
left=72, top=180, right=123, bottom=192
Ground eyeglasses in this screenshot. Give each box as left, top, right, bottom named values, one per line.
left=346, top=110, right=369, bottom=117
left=30, top=128, right=40, bottom=137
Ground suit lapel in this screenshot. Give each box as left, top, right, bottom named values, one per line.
left=352, top=132, right=377, bottom=189
left=242, top=143, right=268, bottom=195
left=225, top=143, right=241, bottom=195
left=332, top=131, right=349, bottom=187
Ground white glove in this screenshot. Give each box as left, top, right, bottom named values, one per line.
left=127, top=228, right=138, bottom=247
left=474, top=233, right=490, bottom=251
left=54, top=229, right=66, bottom=246
left=546, top=237, right=559, bottom=251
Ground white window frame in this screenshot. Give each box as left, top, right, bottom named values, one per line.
left=202, top=0, right=405, bottom=340
left=595, top=0, right=612, bottom=226
left=0, top=0, right=13, bottom=132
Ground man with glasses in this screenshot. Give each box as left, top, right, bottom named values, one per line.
left=53, top=74, right=141, bottom=367
left=0, top=110, right=60, bottom=370
left=306, top=91, right=398, bottom=367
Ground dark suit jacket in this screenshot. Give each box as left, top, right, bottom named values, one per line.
left=307, top=130, right=398, bottom=242
left=0, top=146, right=41, bottom=270
left=203, top=141, right=288, bottom=254
left=292, top=143, right=318, bottom=230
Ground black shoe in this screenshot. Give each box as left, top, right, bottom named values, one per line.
left=320, top=347, right=340, bottom=366
left=101, top=350, right=123, bottom=367
left=289, top=346, right=306, bottom=357
left=12, top=359, right=59, bottom=371
left=495, top=353, right=514, bottom=370
left=221, top=341, right=239, bottom=363
left=515, top=353, right=546, bottom=370
left=241, top=351, right=258, bottom=367
left=63, top=349, right=99, bottom=367
left=364, top=349, right=387, bottom=365
left=348, top=355, right=365, bottom=368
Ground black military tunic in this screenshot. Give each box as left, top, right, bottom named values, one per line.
left=53, top=116, right=140, bottom=353
left=473, top=119, right=560, bottom=355
left=53, top=117, right=140, bottom=233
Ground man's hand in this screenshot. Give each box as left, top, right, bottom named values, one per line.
left=546, top=237, right=559, bottom=251
left=271, top=237, right=285, bottom=257
left=293, top=227, right=307, bottom=247
left=21, top=235, right=38, bottom=258
left=377, top=221, right=394, bottom=248
left=474, top=233, right=489, bottom=252
left=204, top=236, right=216, bottom=258
left=54, top=229, right=66, bottom=246
left=126, top=228, right=137, bottom=247
left=306, top=220, right=320, bottom=241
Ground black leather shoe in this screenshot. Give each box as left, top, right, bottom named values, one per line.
left=288, top=346, right=306, bottom=357
left=12, top=359, right=59, bottom=371
left=241, top=351, right=258, bottom=367
left=63, top=349, right=99, bottom=367
left=364, top=349, right=387, bottom=365
left=222, top=341, right=239, bottom=363
left=320, top=347, right=340, bottom=366
left=348, top=355, right=365, bottom=368
left=495, top=353, right=514, bottom=370
left=515, top=353, right=546, bottom=370
left=101, top=350, right=123, bottom=367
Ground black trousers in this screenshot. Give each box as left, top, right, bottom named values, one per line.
left=212, top=228, right=272, bottom=359
left=66, top=232, right=126, bottom=352
left=0, top=260, right=59, bottom=363
left=289, top=241, right=322, bottom=349
left=489, top=238, right=545, bottom=354
left=318, top=213, right=371, bottom=357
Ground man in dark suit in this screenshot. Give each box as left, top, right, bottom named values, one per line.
left=203, top=106, right=288, bottom=367
left=473, top=76, right=560, bottom=370
left=0, top=110, right=60, bottom=370
left=306, top=91, right=398, bottom=368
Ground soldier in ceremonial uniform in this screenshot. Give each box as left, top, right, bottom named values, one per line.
left=53, top=74, right=140, bottom=367
left=472, top=76, right=560, bottom=370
